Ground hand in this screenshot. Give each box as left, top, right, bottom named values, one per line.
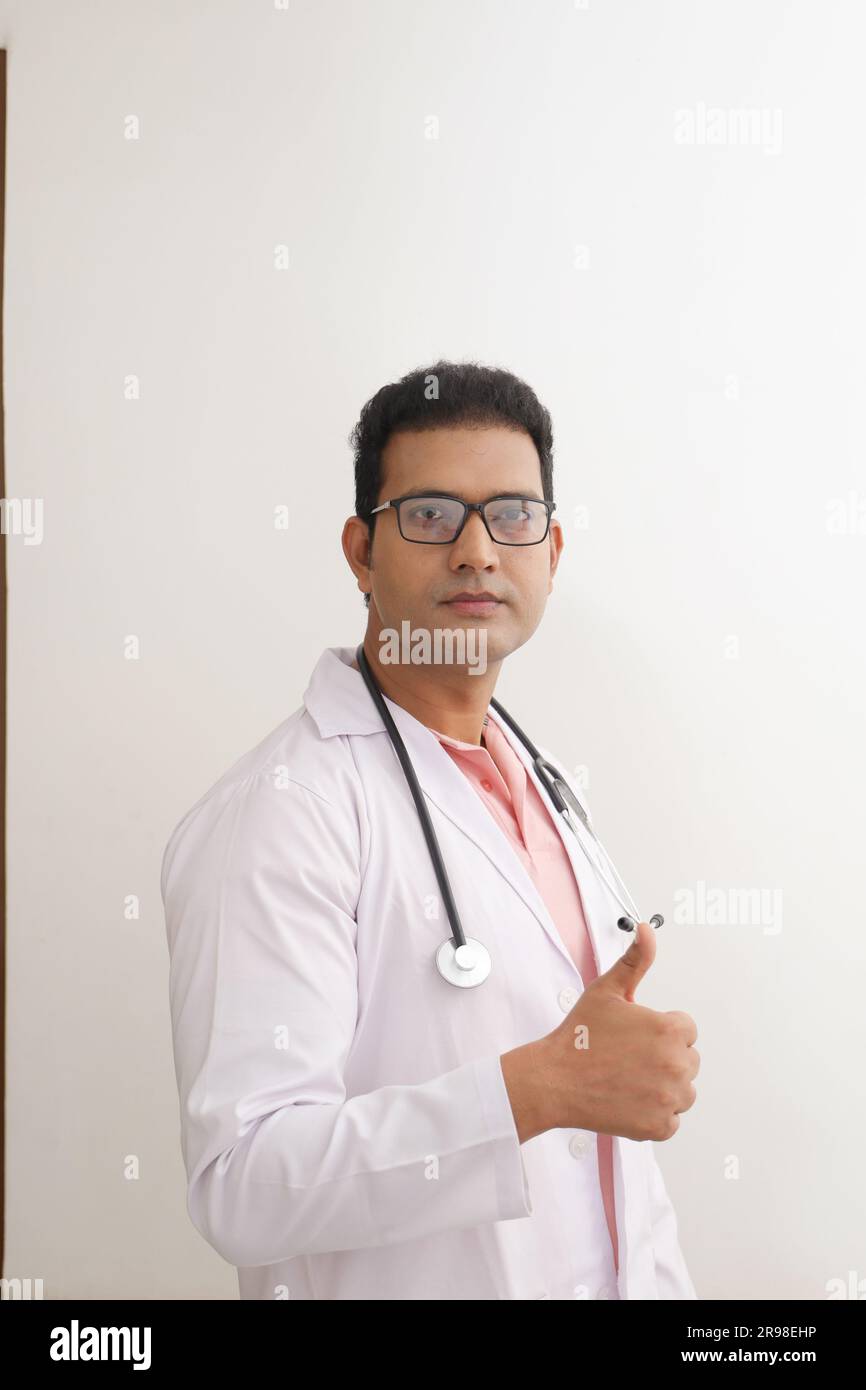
left=502, top=921, right=699, bottom=1143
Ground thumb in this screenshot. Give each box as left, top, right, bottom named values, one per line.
left=593, top=919, right=657, bottom=1003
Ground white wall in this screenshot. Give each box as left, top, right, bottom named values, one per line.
left=3, top=0, right=864, bottom=1299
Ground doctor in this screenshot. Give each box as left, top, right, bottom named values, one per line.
left=161, top=360, right=700, bottom=1301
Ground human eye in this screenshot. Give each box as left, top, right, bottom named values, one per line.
left=409, top=502, right=444, bottom=520
left=490, top=498, right=531, bottom=523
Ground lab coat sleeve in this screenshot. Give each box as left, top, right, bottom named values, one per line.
left=646, top=1148, right=698, bottom=1298
left=161, top=767, right=532, bottom=1270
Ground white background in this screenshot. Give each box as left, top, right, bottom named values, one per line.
left=2, top=0, right=864, bottom=1299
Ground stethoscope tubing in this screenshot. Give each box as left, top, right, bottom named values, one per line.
left=355, top=644, right=471, bottom=950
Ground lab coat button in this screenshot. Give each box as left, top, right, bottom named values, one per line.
left=568, top=1132, right=592, bottom=1158
left=558, top=987, right=579, bottom=1012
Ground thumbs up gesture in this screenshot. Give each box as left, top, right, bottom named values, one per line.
left=502, top=922, right=700, bottom=1144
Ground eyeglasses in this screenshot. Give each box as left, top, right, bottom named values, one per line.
left=368, top=492, right=556, bottom=546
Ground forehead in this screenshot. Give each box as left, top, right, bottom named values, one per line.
left=380, top=426, right=542, bottom=500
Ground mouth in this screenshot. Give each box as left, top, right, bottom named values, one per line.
left=442, top=594, right=503, bottom=617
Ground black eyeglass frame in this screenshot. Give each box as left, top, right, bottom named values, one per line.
left=367, top=491, right=556, bottom=546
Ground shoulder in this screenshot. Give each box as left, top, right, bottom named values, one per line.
left=159, top=704, right=365, bottom=901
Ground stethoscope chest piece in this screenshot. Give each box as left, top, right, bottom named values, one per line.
left=435, top=936, right=492, bottom=988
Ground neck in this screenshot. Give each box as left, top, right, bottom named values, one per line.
left=352, top=623, right=501, bottom=745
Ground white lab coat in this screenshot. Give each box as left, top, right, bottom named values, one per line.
left=161, top=645, right=698, bottom=1300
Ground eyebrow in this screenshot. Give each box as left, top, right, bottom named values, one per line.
left=401, top=487, right=545, bottom=502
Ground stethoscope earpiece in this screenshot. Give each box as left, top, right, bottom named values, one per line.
left=618, top=914, right=664, bottom=932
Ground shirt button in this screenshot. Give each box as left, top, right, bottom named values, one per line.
left=558, top=987, right=579, bottom=1012
left=568, top=1132, right=592, bottom=1159
left=597, top=1285, right=612, bottom=1300
left=480, top=779, right=493, bottom=792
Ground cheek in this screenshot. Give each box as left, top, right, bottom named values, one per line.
left=378, top=548, right=440, bottom=613
left=510, top=554, right=549, bottom=593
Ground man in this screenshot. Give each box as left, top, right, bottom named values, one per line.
left=162, top=359, right=700, bottom=1300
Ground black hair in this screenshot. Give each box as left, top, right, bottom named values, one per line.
left=348, top=359, right=555, bottom=608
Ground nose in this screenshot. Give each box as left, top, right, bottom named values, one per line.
left=448, top=507, right=500, bottom=573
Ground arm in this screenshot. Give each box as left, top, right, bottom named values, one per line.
left=161, top=767, right=532, bottom=1269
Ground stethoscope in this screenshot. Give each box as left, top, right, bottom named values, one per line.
left=355, top=643, right=663, bottom=988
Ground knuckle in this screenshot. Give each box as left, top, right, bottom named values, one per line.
left=650, top=1115, right=678, bottom=1141
left=664, top=1009, right=698, bottom=1044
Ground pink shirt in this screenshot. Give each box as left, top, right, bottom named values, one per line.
left=433, top=713, right=619, bottom=1275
